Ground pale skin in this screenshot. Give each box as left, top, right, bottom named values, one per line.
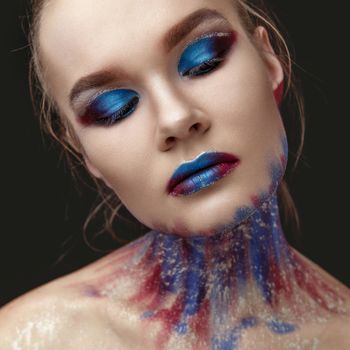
left=1, top=0, right=349, bottom=349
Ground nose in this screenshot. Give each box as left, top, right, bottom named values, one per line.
left=153, top=80, right=211, bottom=152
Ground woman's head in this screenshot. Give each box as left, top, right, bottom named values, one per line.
left=28, top=0, right=304, bottom=237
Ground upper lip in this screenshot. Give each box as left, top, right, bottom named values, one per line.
left=166, top=151, right=240, bottom=193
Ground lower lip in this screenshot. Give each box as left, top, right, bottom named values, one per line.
left=169, top=161, right=240, bottom=197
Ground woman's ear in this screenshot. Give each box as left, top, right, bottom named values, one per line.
left=253, top=26, right=284, bottom=92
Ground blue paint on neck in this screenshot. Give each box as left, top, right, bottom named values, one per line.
left=145, top=191, right=294, bottom=332
left=212, top=317, right=258, bottom=350
left=140, top=136, right=298, bottom=346
left=267, top=320, right=297, bottom=334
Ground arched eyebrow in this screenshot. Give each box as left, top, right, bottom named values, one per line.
left=163, top=8, right=229, bottom=53
left=69, top=8, right=230, bottom=109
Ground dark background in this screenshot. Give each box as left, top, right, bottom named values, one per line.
left=1, top=1, right=349, bottom=307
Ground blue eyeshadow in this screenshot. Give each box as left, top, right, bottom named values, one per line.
left=178, top=32, right=236, bottom=76
left=80, top=31, right=236, bottom=126
left=81, top=89, right=139, bottom=125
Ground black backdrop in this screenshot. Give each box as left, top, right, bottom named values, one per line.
left=1, top=1, right=349, bottom=307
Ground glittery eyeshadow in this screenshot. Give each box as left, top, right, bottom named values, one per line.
left=178, top=31, right=237, bottom=76
left=79, top=89, right=139, bottom=126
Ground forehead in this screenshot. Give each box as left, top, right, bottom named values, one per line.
left=39, top=0, right=240, bottom=102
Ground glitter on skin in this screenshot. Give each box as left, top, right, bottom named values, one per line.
left=77, top=136, right=348, bottom=349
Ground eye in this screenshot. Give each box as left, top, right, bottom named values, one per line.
left=178, top=31, right=236, bottom=78
left=79, top=89, right=140, bottom=127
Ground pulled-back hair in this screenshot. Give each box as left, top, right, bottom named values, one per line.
left=27, top=0, right=305, bottom=245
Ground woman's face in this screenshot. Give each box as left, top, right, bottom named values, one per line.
left=39, top=0, right=286, bottom=236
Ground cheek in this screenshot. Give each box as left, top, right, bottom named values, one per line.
left=201, top=47, right=283, bottom=146
left=197, top=46, right=286, bottom=194
left=79, top=125, right=152, bottom=193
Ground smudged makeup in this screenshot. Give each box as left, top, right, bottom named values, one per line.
left=78, top=31, right=237, bottom=127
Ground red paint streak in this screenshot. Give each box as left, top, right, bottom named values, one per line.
left=128, top=237, right=188, bottom=349
left=269, top=257, right=293, bottom=308
left=181, top=238, right=191, bottom=261
left=190, top=298, right=210, bottom=347
left=152, top=294, right=186, bottom=349
left=129, top=263, right=164, bottom=308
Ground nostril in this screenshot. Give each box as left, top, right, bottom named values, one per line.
left=190, top=123, right=200, bottom=132
left=166, top=136, right=175, bottom=145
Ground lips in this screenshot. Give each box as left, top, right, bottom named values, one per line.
left=167, top=151, right=240, bottom=196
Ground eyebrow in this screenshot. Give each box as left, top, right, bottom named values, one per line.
left=69, top=8, right=229, bottom=108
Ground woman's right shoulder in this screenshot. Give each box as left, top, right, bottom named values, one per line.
left=0, top=281, right=74, bottom=348
left=0, top=239, right=151, bottom=349
left=0, top=272, right=106, bottom=347
left=0, top=260, right=122, bottom=349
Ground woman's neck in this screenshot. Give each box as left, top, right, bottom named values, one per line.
left=90, top=191, right=347, bottom=349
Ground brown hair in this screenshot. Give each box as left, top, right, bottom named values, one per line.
left=27, top=0, right=305, bottom=246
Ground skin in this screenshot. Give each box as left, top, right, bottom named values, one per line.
left=0, top=0, right=349, bottom=349
left=39, top=0, right=285, bottom=234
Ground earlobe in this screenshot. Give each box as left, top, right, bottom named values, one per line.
left=253, top=26, right=284, bottom=93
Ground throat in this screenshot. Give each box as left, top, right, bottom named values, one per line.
left=131, top=193, right=299, bottom=315
left=146, top=193, right=290, bottom=308
left=87, top=192, right=347, bottom=349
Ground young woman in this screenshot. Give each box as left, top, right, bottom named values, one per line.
left=1, top=0, right=349, bottom=349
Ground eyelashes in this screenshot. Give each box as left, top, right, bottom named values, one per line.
left=79, top=31, right=237, bottom=127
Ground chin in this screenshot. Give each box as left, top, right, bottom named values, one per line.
left=144, top=140, right=287, bottom=237
left=148, top=185, right=257, bottom=237
left=149, top=170, right=285, bottom=238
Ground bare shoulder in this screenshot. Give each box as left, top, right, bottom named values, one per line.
left=298, top=250, right=350, bottom=348
left=0, top=264, right=120, bottom=349
left=0, top=285, right=68, bottom=348
left=0, top=238, right=157, bottom=349
left=317, top=315, right=350, bottom=350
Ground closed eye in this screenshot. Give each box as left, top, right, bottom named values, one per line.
left=181, top=57, right=225, bottom=77
left=78, top=31, right=236, bottom=127
left=178, top=31, right=236, bottom=77
left=79, top=89, right=140, bottom=127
